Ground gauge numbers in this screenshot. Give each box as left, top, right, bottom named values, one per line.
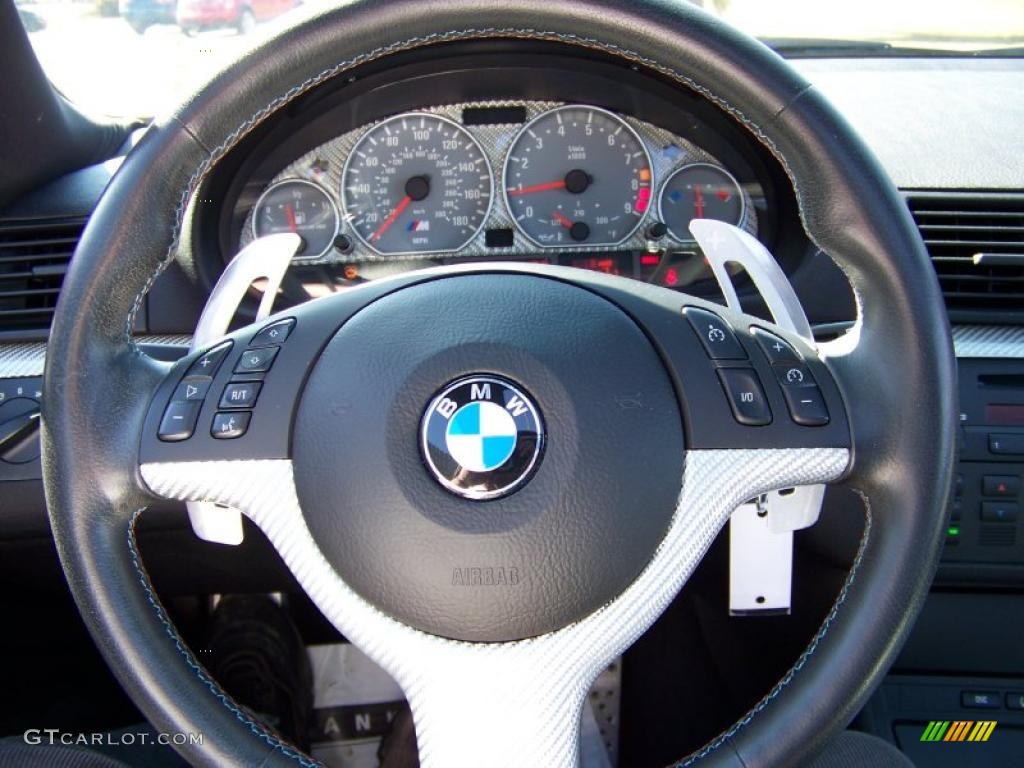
left=503, top=105, right=652, bottom=247
left=252, top=179, right=339, bottom=259
left=341, top=113, right=492, bottom=255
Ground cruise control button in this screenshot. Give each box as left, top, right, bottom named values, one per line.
left=683, top=307, right=747, bottom=360
left=779, top=384, right=830, bottom=426
left=249, top=318, right=295, bottom=348
left=717, top=368, right=771, bottom=426
left=186, top=341, right=232, bottom=378
left=173, top=377, right=212, bottom=402
left=158, top=401, right=201, bottom=442
left=751, top=328, right=801, bottom=364
left=773, top=362, right=816, bottom=387
left=212, top=411, right=251, bottom=439
left=219, top=382, right=261, bottom=409
left=981, top=501, right=1018, bottom=523
left=234, top=346, right=279, bottom=374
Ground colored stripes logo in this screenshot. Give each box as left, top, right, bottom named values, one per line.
left=920, top=721, right=997, bottom=742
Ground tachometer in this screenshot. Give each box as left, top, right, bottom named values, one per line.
left=503, top=105, right=652, bottom=247
left=658, top=163, right=744, bottom=241
left=252, top=179, right=339, bottom=259
left=341, top=113, right=492, bottom=255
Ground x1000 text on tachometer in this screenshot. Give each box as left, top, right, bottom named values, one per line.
left=503, top=105, right=652, bottom=248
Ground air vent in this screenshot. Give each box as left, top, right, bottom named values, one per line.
left=0, top=217, right=84, bottom=332
left=907, top=192, right=1024, bottom=318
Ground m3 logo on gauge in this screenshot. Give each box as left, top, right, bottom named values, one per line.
left=341, top=113, right=493, bottom=255
left=503, top=105, right=652, bottom=247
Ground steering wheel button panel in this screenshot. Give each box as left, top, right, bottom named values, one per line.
left=185, top=340, right=232, bottom=377
left=158, top=401, right=201, bottom=442
left=752, top=327, right=801, bottom=364
left=212, top=411, right=251, bottom=440
left=234, top=346, right=279, bottom=374
left=716, top=368, right=772, bottom=426
left=249, top=318, right=295, bottom=347
left=683, top=307, right=747, bottom=360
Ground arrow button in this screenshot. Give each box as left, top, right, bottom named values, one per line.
left=173, top=377, right=212, bottom=402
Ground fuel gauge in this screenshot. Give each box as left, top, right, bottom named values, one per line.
left=658, top=163, right=744, bottom=242
left=252, top=179, right=340, bottom=259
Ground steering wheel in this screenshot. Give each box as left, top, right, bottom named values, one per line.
left=42, top=1, right=956, bottom=766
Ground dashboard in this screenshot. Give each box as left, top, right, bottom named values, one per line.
left=236, top=100, right=759, bottom=291
left=191, top=46, right=805, bottom=306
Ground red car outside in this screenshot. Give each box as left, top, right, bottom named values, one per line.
left=177, top=0, right=298, bottom=36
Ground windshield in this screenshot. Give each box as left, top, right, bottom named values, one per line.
left=18, top=0, right=1024, bottom=120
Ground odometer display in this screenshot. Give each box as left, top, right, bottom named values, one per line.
left=341, top=113, right=492, bottom=255
left=503, top=106, right=652, bottom=247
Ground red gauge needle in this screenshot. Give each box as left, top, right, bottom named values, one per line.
left=552, top=211, right=573, bottom=229
left=372, top=195, right=412, bottom=241
left=285, top=204, right=298, bottom=233
left=695, top=186, right=705, bottom=219
left=508, top=180, right=568, bottom=197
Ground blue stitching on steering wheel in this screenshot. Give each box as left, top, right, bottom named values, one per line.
left=127, top=509, right=321, bottom=767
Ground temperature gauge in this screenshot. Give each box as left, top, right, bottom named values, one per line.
left=658, top=163, right=744, bottom=242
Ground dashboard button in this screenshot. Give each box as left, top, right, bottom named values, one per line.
left=173, top=377, right=212, bottom=402
left=234, top=346, right=279, bottom=374
left=683, top=308, right=746, bottom=360
left=1007, top=692, right=1024, bottom=711
left=212, top=411, right=251, bottom=439
left=779, top=384, right=830, bottom=427
left=158, top=401, right=201, bottom=442
left=186, top=341, right=232, bottom=378
left=751, top=328, right=801, bottom=364
left=249, top=318, right=295, bottom=348
left=219, top=382, right=261, bottom=410
left=982, top=475, right=1020, bottom=497
left=989, top=433, right=1024, bottom=455
left=717, top=369, right=771, bottom=426
left=961, top=691, right=1001, bottom=709
left=981, top=501, right=1018, bottom=523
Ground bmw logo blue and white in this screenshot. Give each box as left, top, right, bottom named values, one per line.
left=421, top=375, right=545, bottom=500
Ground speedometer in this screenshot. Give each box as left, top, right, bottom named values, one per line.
left=341, top=113, right=492, bottom=255
left=503, top=105, right=652, bottom=247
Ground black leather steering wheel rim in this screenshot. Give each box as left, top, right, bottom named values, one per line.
left=42, top=1, right=957, bottom=766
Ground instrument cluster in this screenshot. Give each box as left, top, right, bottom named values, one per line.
left=238, top=101, right=762, bottom=289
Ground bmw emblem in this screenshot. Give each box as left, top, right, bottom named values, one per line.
left=420, top=375, right=545, bottom=500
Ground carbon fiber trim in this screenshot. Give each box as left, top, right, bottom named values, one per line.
left=0, top=336, right=191, bottom=379
left=0, top=342, right=47, bottom=379
left=952, top=324, right=1024, bottom=359
left=141, top=447, right=848, bottom=768
left=236, top=100, right=759, bottom=265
